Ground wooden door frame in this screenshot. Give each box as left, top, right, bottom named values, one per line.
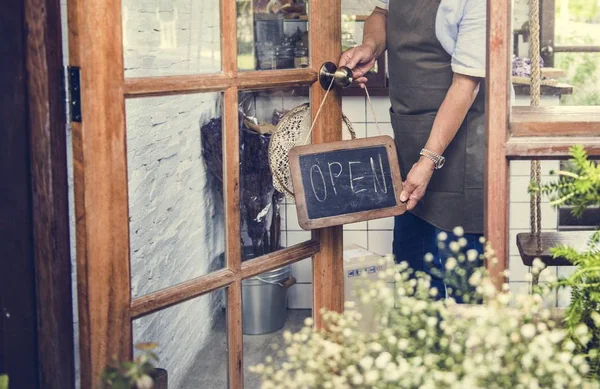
left=1, top=0, right=75, bottom=387
left=68, top=0, right=343, bottom=387
left=485, top=0, right=600, bottom=289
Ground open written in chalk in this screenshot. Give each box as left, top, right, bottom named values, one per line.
left=289, top=135, right=406, bottom=230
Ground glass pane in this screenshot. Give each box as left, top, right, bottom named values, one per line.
left=237, top=0, right=309, bottom=71
left=554, top=52, right=600, bottom=106
left=508, top=160, right=560, bottom=307
left=242, top=267, right=312, bottom=388
left=132, top=289, right=228, bottom=389
left=554, top=0, right=600, bottom=46
left=127, top=93, right=225, bottom=298
left=122, top=0, right=221, bottom=77
left=238, top=87, right=310, bottom=262
left=554, top=0, right=600, bottom=106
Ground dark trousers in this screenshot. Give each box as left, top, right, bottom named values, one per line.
left=393, top=212, right=483, bottom=301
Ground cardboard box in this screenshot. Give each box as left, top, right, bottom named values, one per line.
left=343, top=244, right=395, bottom=332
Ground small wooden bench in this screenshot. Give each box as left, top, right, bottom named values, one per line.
left=516, top=231, right=595, bottom=285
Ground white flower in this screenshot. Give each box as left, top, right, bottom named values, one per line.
left=445, top=257, right=457, bottom=271
left=437, top=232, right=448, bottom=241
left=304, top=317, right=314, bottom=326
left=397, top=339, right=409, bottom=350
left=531, top=258, right=546, bottom=273
left=521, top=323, right=536, bottom=339
left=466, top=249, right=479, bottom=262
left=458, top=237, right=468, bottom=247
left=364, top=370, right=379, bottom=385
left=351, top=374, right=363, bottom=385
left=453, top=226, right=464, bottom=237
left=135, top=375, right=154, bottom=389
left=424, top=253, right=434, bottom=263
left=449, top=242, right=460, bottom=253
left=375, top=352, right=392, bottom=369
left=359, top=356, right=374, bottom=371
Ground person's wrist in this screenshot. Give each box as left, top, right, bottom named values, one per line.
left=418, top=155, right=436, bottom=170
left=362, top=39, right=378, bottom=58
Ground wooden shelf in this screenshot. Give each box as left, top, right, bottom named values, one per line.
left=511, top=106, right=600, bottom=137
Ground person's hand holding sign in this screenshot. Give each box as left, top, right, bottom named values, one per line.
left=400, top=158, right=435, bottom=211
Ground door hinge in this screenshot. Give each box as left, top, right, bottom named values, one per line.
left=67, top=66, right=82, bottom=122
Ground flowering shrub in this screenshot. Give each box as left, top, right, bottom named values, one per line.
left=251, top=237, right=599, bottom=389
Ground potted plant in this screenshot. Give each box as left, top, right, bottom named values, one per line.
left=101, top=343, right=159, bottom=389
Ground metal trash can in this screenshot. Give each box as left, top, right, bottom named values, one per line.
left=242, top=266, right=295, bottom=335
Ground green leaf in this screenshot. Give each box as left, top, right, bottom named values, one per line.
left=0, top=375, right=8, bottom=389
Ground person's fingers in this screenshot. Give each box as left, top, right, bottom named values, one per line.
left=356, top=76, right=368, bottom=85
left=400, top=180, right=416, bottom=203
left=406, top=197, right=419, bottom=211
left=351, top=58, right=376, bottom=78
left=339, top=48, right=365, bottom=71
left=338, top=48, right=355, bottom=68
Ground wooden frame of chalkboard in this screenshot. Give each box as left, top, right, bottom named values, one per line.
left=289, top=135, right=406, bottom=230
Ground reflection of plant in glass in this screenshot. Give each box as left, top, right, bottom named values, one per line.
left=101, top=343, right=158, bottom=389
left=0, top=375, right=8, bottom=389
left=200, top=102, right=284, bottom=260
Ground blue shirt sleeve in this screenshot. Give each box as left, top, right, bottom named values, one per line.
left=437, top=0, right=487, bottom=78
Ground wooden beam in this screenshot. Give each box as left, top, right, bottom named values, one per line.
left=309, top=0, right=344, bottom=327
left=25, top=0, right=75, bottom=386
left=240, top=241, right=321, bottom=279
left=227, top=281, right=243, bottom=389
left=123, top=69, right=317, bottom=97
left=484, top=0, right=511, bottom=289
left=511, top=106, right=600, bottom=137
left=124, top=74, right=233, bottom=97
left=68, top=0, right=131, bottom=385
left=130, top=269, right=236, bottom=319
left=237, top=68, right=318, bottom=90
left=220, top=0, right=243, bottom=385
left=506, top=135, right=600, bottom=158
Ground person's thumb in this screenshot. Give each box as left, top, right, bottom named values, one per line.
left=400, top=180, right=415, bottom=203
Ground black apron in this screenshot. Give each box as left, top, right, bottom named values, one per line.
left=387, top=0, right=486, bottom=234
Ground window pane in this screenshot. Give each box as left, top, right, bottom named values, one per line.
left=554, top=0, right=600, bottom=46
left=122, top=0, right=221, bottom=77
left=555, top=52, right=600, bottom=106
left=126, top=92, right=225, bottom=298
left=238, top=87, right=310, bottom=262
left=237, top=0, right=309, bottom=71
left=132, top=289, right=228, bottom=389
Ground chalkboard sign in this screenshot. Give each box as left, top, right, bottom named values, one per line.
left=289, top=136, right=406, bottom=230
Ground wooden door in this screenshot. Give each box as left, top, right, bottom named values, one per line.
left=67, top=0, right=343, bottom=387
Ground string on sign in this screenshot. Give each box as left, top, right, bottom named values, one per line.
left=303, top=79, right=383, bottom=145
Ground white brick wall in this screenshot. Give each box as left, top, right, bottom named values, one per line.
left=126, top=92, right=225, bottom=389
left=122, top=0, right=221, bottom=77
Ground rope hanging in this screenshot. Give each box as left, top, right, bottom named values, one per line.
left=529, top=0, right=543, bottom=252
